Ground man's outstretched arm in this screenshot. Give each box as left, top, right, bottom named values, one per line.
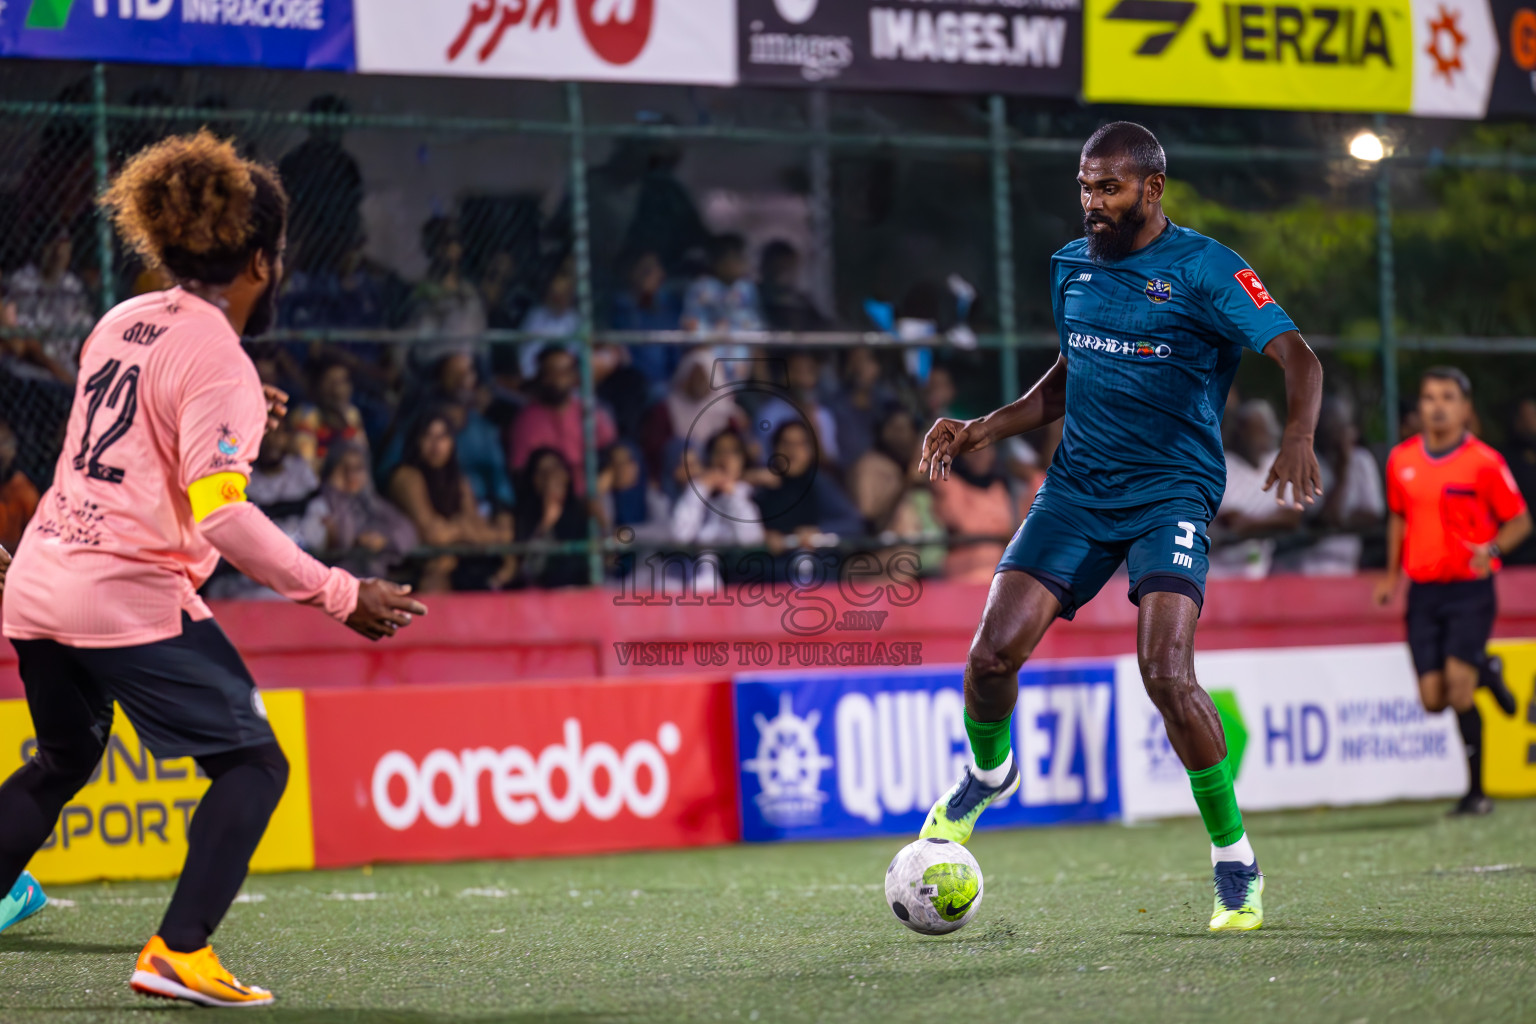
left=920, top=354, right=1068, bottom=481
left=1261, top=330, right=1324, bottom=509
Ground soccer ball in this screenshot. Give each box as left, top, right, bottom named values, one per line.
left=885, top=837, right=983, bottom=935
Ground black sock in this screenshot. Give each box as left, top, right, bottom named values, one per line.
left=1456, top=707, right=1484, bottom=798
left=0, top=747, right=101, bottom=895
left=158, top=743, right=287, bottom=954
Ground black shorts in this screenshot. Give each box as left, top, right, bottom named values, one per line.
left=1405, top=578, right=1497, bottom=678
left=9, top=612, right=276, bottom=761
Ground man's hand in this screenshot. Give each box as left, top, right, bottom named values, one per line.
left=262, top=385, right=289, bottom=435
left=1264, top=433, right=1323, bottom=510
left=919, top=418, right=990, bottom=481
left=1372, top=574, right=1399, bottom=607
left=345, top=579, right=427, bottom=641
left=1468, top=542, right=1494, bottom=579
left=0, top=543, right=10, bottom=595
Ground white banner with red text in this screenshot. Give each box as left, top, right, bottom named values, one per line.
left=354, top=0, right=736, bottom=84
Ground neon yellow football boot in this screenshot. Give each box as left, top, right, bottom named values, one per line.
left=918, top=762, right=1020, bottom=844
left=1209, top=861, right=1264, bottom=932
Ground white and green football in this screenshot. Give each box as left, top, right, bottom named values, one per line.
left=885, top=837, right=983, bottom=935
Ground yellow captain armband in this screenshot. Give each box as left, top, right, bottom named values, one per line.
left=188, top=472, right=249, bottom=523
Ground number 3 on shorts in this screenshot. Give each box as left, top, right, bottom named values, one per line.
left=1174, top=521, right=1197, bottom=549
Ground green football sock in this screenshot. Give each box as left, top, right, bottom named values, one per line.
left=964, top=710, right=1014, bottom=771
left=1187, top=757, right=1245, bottom=847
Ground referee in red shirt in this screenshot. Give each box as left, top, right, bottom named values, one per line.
left=1375, top=367, right=1533, bottom=815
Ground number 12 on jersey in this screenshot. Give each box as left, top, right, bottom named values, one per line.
left=73, top=358, right=140, bottom=484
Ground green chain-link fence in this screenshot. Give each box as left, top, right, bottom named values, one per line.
left=3, top=62, right=1535, bottom=583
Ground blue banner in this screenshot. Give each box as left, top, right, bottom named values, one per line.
left=735, top=662, right=1119, bottom=842
left=0, top=0, right=354, bottom=70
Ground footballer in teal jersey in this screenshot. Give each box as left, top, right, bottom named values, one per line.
left=917, top=123, right=1325, bottom=932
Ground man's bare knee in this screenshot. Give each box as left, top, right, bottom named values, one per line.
left=967, top=640, right=1026, bottom=684
left=1139, top=644, right=1195, bottom=708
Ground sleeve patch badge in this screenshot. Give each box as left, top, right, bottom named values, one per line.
left=1234, top=269, right=1275, bottom=309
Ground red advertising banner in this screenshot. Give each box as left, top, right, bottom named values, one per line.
left=305, top=677, right=738, bottom=867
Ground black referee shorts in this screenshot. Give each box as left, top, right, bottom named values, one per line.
left=9, top=612, right=277, bottom=762
left=1405, top=577, right=1497, bottom=678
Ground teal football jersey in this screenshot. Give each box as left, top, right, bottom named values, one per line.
left=1046, top=221, right=1296, bottom=513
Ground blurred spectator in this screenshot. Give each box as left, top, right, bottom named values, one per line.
left=592, top=343, right=651, bottom=442
left=829, top=347, right=897, bottom=466
left=507, top=346, right=615, bottom=497
left=1279, top=396, right=1384, bottom=575
left=0, top=418, right=39, bottom=553
left=480, top=248, right=537, bottom=332
left=639, top=347, right=746, bottom=491
left=9, top=80, right=94, bottom=294
left=517, top=259, right=581, bottom=380
left=279, top=95, right=364, bottom=275
left=621, top=133, right=709, bottom=278
left=1211, top=400, right=1301, bottom=579
left=922, top=364, right=958, bottom=422
left=752, top=421, right=860, bottom=551
left=279, top=243, right=410, bottom=333
left=7, top=228, right=92, bottom=379
left=673, top=429, right=764, bottom=591
left=759, top=240, right=830, bottom=332
left=682, top=234, right=763, bottom=336
left=599, top=440, right=671, bottom=545
left=0, top=293, right=74, bottom=387
left=1502, top=397, right=1536, bottom=565
left=609, top=250, right=684, bottom=390
left=290, top=355, right=371, bottom=472
left=674, top=429, right=762, bottom=543
left=931, top=446, right=1018, bottom=584
left=1001, top=438, right=1047, bottom=512
left=389, top=410, right=516, bottom=593
left=409, top=216, right=488, bottom=367
left=319, top=441, right=418, bottom=581
left=753, top=349, right=840, bottom=466
left=514, top=447, right=591, bottom=589
left=435, top=352, right=516, bottom=514
left=206, top=418, right=328, bottom=600
left=848, top=406, right=920, bottom=533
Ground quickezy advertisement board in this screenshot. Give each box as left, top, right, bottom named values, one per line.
left=1115, top=644, right=1467, bottom=821
left=739, top=0, right=1081, bottom=94
left=304, top=678, right=739, bottom=867
left=354, top=0, right=736, bottom=84
left=0, top=0, right=355, bottom=69
left=735, top=662, right=1120, bottom=842
left=1, top=691, right=315, bottom=884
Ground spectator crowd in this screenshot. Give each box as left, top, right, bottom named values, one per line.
left=2, top=98, right=1534, bottom=593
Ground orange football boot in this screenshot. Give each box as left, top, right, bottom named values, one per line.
left=129, top=935, right=275, bottom=1008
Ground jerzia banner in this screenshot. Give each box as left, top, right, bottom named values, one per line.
left=739, top=0, right=1082, bottom=94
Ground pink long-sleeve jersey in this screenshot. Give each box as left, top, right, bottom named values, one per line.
left=3, top=287, right=357, bottom=648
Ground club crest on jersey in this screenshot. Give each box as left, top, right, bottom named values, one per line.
left=216, top=424, right=240, bottom=457
left=1144, top=279, right=1172, bottom=304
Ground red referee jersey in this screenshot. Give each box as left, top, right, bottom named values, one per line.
left=1386, top=434, right=1529, bottom=584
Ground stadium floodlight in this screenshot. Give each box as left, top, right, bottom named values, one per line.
left=1348, top=131, right=1386, bottom=163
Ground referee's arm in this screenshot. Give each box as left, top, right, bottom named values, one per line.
left=1375, top=512, right=1406, bottom=606
left=1472, top=509, right=1533, bottom=577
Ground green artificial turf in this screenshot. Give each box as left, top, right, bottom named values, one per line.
left=4, top=800, right=1536, bottom=1023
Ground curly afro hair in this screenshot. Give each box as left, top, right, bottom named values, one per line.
left=101, top=129, right=286, bottom=286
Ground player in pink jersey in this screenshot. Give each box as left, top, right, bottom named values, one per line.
left=0, top=132, right=426, bottom=1008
